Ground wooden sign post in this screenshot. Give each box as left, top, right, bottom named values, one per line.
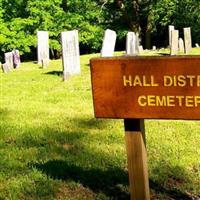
left=90, top=56, right=200, bottom=200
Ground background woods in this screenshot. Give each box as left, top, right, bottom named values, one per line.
left=0, top=0, right=200, bottom=60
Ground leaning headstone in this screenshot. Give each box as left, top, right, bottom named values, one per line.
left=37, top=31, right=49, bottom=66
left=169, top=25, right=175, bottom=48
left=4, top=52, right=14, bottom=69
left=12, top=49, right=21, bottom=68
left=184, top=27, right=192, bottom=54
left=170, top=30, right=179, bottom=55
left=138, top=45, right=144, bottom=54
left=2, top=63, right=10, bottom=73
left=178, top=38, right=185, bottom=53
left=126, top=32, right=139, bottom=56
left=195, top=43, right=199, bottom=48
left=61, top=30, right=80, bottom=81
left=101, top=29, right=116, bottom=57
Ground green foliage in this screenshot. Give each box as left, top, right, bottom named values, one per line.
left=0, top=0, right=104, bottom=57
left=0, top=0, right=199, bottom=56
left=150, top=0, right=200, bottom=46
left=99, top=0, right=200, bottom=48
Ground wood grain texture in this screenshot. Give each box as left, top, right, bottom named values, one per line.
left=125, top=119, right=150, bottom=200
left=90, top=56, right=200, bottom=119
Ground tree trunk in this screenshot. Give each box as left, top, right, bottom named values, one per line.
left=145, top=29, right=151, bottom=49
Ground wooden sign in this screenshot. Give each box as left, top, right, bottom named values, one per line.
left=90, top=56, right=200, bottom=120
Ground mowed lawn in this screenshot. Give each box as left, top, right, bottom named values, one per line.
left=0, top=50, right=200, bottom=200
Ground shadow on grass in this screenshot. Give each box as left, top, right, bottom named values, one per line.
left=33, top=160, right=130, bottom=200
left=150, top=162, right=200, bottom=200
left=157, top=53, right=170, bottom=56
left=45, top=71, right=63, bottom=76
left=74, top=117, right=115, bottom=129
left=1, top=110, right=198, bottom=200
left=33, top=159, right=197, bottom=200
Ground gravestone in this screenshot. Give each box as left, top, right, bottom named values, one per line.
left=170, top=30, right=179, bottom=55
left=152, top=46, right=156, bottom=51
left=37, top=31, right=49, bottom=66
left=168, top=25, right=175, bottom=47
left=136, top=33, right=140, bottom=51
left=12, top=49, right=21, bottom=68
left=184, top=27, right=192, bottom=54
left=178, top=38, right=185, bottom=53
left=138, top=45, right=144, bottom=54
left=126, top=32, right=139, bottom=56
left=4, top=52, right=14, bottom=69
left=61, top=30, right=80, bottom=81
left=101, top=29, right=116, bottom=57
left=42, top=59, right=49, bottom=68
left=2, top=63, right=10, bottom=73
left=195, top=43, right=199, bottom=48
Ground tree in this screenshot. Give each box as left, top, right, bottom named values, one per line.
left=0, top=0, right=199, bottom=59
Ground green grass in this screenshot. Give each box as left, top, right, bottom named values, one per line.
left=0, top=50, right=200, bottom=200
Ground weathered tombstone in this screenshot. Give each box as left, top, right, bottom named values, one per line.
left=169, top=25, right=175, bottom=47
left=42, top=59, right=49, bottom=68
left=195, top=43, right=199, bottom=48
left=12, top=49, right=21, bottom=68
left=184, top=27, right=192, bottom=54
left=126, top=32, right=139, bottom=56
left=4, top=52, right=14, bottom=69
left=138, top=45, right=144, bottom=54
left=135, top=33, right=140, bottom=52
left=2, top=63, right=10, bottom=73
left=37, top=31, right=49, bottom=66
left=170, top=30, right=179, bottom=55
left=61, top=30, right=80, bottom=81
left=152, top=46, right=156, bottom=51
left=101, top=29, right=116, bottom=57
left=178, top=38, right=185, bottom=53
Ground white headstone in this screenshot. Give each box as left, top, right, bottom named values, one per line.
left=169, top=25, right=175, bottom=48
left=101, top=29, right=116, bottom=57
left=41, top=59, right=49, bottom=68
left=12, top=49, right=21, bottom=68
left=2, top=63, right=10, bottom=73
left=4, top=52, right=14, bottom=69
left=126, top=32, right=139, bottom=56
left=152, top=46, right=156, bottom=51
left=195, top=43, right=199, bottom=48
left=37, top=31, right=49, bottom=66
left=183, top=27, right=192, bottom=54
left=135, top=33, right=140, bottom=52
left=61, top=30, right=80, bottom=80
left=138, top=45, right=144, bottom=53
left=178, top=38, right=185, bottom=53
left=170, top=30, right=179, bottom=55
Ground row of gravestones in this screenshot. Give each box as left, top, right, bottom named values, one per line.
left=38, top=28, right=199, bottom=81
left=37, top=29, right=143, bottom=81
left=101, top=29, right=144, bottom=57
left=1, top=50, right=21, bottom=73
left=169, top=26, right=198, bottom=55
left=4, top=27, right=197, bottom=75
left=37, top=30, right=80, bottom=81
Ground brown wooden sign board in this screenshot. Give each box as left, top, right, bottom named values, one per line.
left=90, top=56, right=200, bottom=120
left=90, top=56, right=200, bottom=200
